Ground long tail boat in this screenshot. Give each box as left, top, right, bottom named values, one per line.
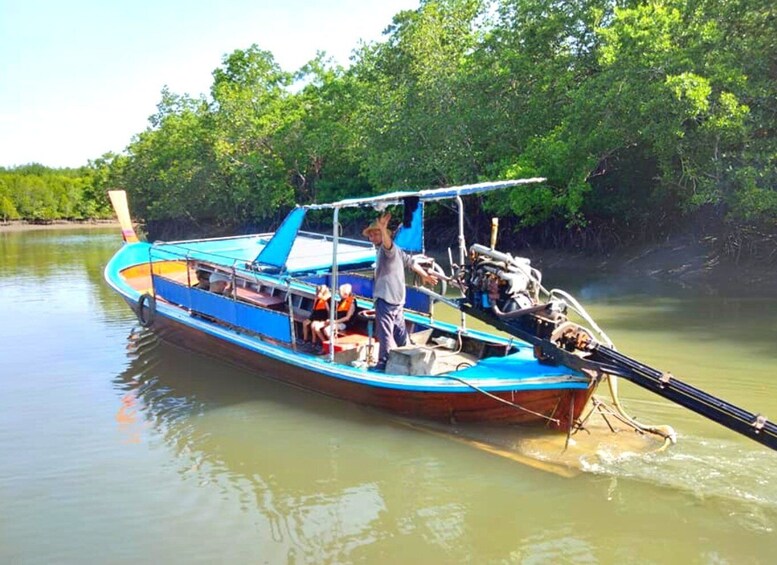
left=104, top=180, right=776, bottom=451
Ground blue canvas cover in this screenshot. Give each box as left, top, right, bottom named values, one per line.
left=254, top=207, right=307, bottom=268
left=453, top=350, right=588, bottom=389
left=153, top=276, right=292, bottom=343
left=394, top=200, right=423, bottom=253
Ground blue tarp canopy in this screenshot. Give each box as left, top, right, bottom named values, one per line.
left=250, top=207, right=376, bottom=272
left=254, top=207, right=306, bottom=268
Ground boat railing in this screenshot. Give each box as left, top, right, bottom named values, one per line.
left=145, top=244, right=374, bottom=347
left=142, top=242, right=441, bottom=362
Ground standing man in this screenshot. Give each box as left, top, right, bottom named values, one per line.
left=363, top=212, right=438, bottom=371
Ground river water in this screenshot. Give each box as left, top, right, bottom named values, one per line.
left=1, top=227, right=775, bottom=563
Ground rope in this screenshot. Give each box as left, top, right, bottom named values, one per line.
left=439, top=374, right=561, bottom=424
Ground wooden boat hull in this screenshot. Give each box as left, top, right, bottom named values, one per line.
left=125, top=297, right=596, bottom=431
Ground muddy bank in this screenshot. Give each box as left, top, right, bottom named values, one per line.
left=511, top=234, right=777, bottom=297
left=0, top=219, right=120, bottom=232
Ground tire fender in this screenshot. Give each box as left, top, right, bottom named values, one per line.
left=137, top=293, right=156, bottom=327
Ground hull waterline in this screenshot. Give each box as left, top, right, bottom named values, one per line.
left=124, top=295, right=595, bottom=430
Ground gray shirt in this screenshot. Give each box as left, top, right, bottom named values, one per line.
left=373, top=243, right=414, bottom=305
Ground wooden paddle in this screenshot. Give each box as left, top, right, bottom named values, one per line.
left=108, top=190, right=139, bottom=243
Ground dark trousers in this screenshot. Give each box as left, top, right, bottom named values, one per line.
left=375, top=298, right=408, bottom=369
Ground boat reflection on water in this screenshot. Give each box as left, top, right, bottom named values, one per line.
left=114, top=328, right=420, bottom=559
left=116, top=328, right=612, bottom=560
left=113, top=327, right=664, bottom=482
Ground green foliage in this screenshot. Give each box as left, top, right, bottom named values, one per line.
left=352, top=0, right=488, bottom=189
left=281, top=54, right=371, bottom=204
left=0, top=165, right=109, bottom=221
left=481, top=0, right=774, bottom=232
left=0, top=178, right=20, bottom=220
left=114, top=46, right=301, bottom=225
left=121, top=88, right=219, bottom=222
left=85, top=0, right=775, bottom=249
left=208, top=46, right=302, bottom=220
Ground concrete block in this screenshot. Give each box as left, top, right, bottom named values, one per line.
left=386, top=346, right=437, bottom=376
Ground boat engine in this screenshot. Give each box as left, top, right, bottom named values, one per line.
left=465, top=244, right=573, bottom=344
left=467, top=244, right=539, bottom=311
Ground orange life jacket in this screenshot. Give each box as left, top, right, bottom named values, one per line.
left=337, top=294, right=355, bottom=313
left=313, top=298, right=329, bottom=311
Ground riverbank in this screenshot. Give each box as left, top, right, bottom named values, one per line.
left=0, top=219, right=120, bottom=232
left=4, top=219, right=774, bottom=296
left=527, top=234, right=777, bottom=296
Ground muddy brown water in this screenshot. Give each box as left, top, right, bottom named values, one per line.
left=1, top=227, right=775, bottom=563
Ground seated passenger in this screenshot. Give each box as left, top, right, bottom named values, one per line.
left=193, top=269, right=210, bottom=290
left=301, top=285, right=330, bottom=345
left=312, top=284, right=356, bottom=352
left=209, top=272, right=231, bottom=295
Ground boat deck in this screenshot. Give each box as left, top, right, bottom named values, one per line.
left=121, top=260, right=507, bottom=378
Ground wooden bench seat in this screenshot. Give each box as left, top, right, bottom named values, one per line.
left=234, top=287, right=286, bottom=310
left=321, top=331, right=373, bottom=354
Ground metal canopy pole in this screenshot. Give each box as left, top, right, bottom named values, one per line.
left=456, top=195, right=467, bottom=331
left=329, top=207, right=339, bottom=362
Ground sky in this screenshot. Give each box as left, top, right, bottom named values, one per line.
left=0, top=0, right=419, bottom=169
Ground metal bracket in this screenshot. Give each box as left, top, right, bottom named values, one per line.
left=752, top=414, right=767, bottom=432
left=581, top=367, right=602, bottom=383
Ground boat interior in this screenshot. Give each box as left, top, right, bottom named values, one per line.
left=122, top=251, right=516, bottom=376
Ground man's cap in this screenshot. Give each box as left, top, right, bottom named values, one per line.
left=362, top=219, right=382, bottom=237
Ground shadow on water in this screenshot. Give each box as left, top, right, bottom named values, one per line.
left=113, top=327, right=777, bottom=536
left=545, top=268, right=777, bottom=358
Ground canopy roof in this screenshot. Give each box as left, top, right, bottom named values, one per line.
left=252, top=177, right=546, bottom=268
left=157, top=233, right=376, bottom=274
left=303, top=178, right=545, bottom=210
